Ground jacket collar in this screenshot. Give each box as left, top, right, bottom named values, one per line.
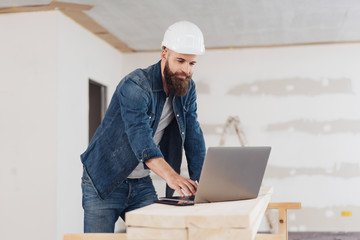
left=152, top=60, right=164, bottom=92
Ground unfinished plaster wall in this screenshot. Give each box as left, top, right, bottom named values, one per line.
left=123, top=43, right=360, bottom=231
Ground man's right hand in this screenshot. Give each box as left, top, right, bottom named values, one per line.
left=164, top=172, right=197, bottom=197
left=145, top=157, right=197, bottom=197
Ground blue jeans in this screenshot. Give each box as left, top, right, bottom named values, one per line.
left=82, top=170, right=158, bottom=233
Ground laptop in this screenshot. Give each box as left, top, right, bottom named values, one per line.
left=154, top=146, right=271, bottom=206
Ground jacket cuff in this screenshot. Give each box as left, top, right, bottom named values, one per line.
left=141, top=147, right=164, bottom=162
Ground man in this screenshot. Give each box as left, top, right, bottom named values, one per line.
left=80, top=21, right=206, bottom=233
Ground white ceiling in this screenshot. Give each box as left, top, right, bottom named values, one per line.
left=2, top=0, right=360, bottom=51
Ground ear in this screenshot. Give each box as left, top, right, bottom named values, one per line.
left=161, top=48, right=168, bottom=61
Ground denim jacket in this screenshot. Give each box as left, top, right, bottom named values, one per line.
left=80, top=61, right=206, bottom=199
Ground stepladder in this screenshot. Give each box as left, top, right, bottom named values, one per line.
left=256, top=202, right=302, bottom=240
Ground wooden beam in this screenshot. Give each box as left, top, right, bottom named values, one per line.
left=0, top=4, right=54, bottom=14
left=0, top=1, right=93, bottom=14
left=127, top=227, right=187, bottom=240
left=256, top=202, right=302, bottom=240
left=255, top=234, right=283, bottom=240
left=63, top=233, right=127, bottom=240
left=267, top=202, right=301, bottom=209
left=278, top=208, right=288, bottom=240
left=51, top=2, right=93, bottom=11
left=60, top=9, right=134, bottom=53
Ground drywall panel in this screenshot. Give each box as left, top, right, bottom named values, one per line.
left=122, top=43, right=360, bottom=231
left=0, top=11, right=58, bottom=240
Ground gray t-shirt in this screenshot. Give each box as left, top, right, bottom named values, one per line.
left=127, top=95, right=174, bottom=179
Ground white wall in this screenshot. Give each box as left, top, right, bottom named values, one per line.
left=123, top=44, right=360, bottom=231
left=57, top=11, right=124, bottom=240
left=0, top=11, right=58, bottom=240
left=0, top=10, right=124, bottom=240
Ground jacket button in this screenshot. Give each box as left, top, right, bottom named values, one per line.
left=144, top=154, right=147, bottom=157
left=117, top=181, right=121, bottom=184
left=176, top=114, right=179, bottom=117
left=182, top=132, right=184, bottom=135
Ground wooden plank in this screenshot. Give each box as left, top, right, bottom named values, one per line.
left=278, top=208, right=288, bottom=240
left=60, top=9, right=134, bottom=53
left=126, top=186, right=273, bottom=229
left=60, top=9, right=106, bottom=33
left=256, top=202, right=301, bottom=240
left=267, top=202, right=301, bottom=209
left=185, top=200, right=258, bottom=228
left=126, top=227, right=187, bottom=240
left=186, top=186, right=272, bottom=229
left=63, top=233, right=127, bottom=240
left=0, top=5, right=54, bottom=13
left=255, top=234, right=283, bottom=240
left=51, top=2, right=93, bottom=11
left=250, top=194, right=272, bottom=240
left=95, top=32, right=134, bottom=52
left=126, top=202, right=192, bottom=228
left=188, top=199, right=269, bottom=240
left=0, top=1, right=92, bottom=14
left=188, top=228, right=252, bottom=240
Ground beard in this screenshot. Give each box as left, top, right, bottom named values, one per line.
left=163, top=60, right=192, bottom=96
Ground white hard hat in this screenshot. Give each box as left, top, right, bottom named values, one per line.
left=161, top=21, right=205, bottom=55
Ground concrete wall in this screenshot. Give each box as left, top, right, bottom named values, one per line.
left=122, top=44, right=360, bottom=231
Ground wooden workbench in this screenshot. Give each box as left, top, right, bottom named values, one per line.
left=63, top=186, right=301, bottom=240
left=126, top=186, right=273, bottom=240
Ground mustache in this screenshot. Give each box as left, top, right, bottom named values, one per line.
left=174, top=72, right=191, bottom=80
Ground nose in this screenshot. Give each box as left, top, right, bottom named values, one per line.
left=181, top=63, right=191, bottom=75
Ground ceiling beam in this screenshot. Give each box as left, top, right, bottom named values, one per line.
left=0, top=1, right=92, bottom=13
left=60, top=9, right=134, bottom=53
left=0, top=4, right=54, bottom=13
